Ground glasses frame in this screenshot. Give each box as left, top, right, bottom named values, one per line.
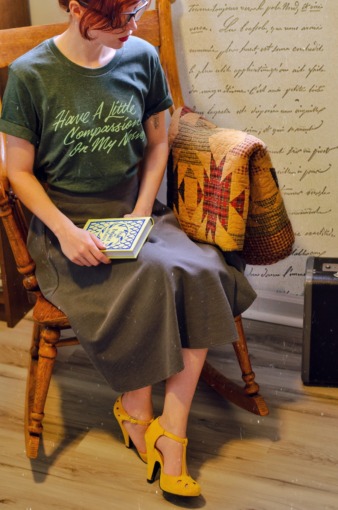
left=120, top=0, right=149, bottom=24
left=75, top=0, right=149, bottom=30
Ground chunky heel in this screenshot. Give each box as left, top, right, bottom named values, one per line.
left=147, top=458, right=161, bottom=484
left=113, top=395, right=153, bottom=463
left=145, top=418, right=201, bottom=497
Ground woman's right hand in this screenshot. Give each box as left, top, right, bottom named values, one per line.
left=57, top=222, right=111, bottom=266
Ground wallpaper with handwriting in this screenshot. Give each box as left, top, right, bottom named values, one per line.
left=172, top=0, right=337, bottom=297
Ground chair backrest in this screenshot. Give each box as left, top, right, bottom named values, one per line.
left=0, top=0, right=184, bottom=296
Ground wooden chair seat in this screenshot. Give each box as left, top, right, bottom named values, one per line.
left=0, top=0, right=268, bottom=460
left=32, top=294, right=70, bottom=326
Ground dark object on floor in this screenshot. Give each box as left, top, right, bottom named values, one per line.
left=302, top=257, right=338, bottom=386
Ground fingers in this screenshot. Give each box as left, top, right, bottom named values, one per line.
left=76, top=252, right=111, bottom=266
left=59, top=227, right=112, bottom=266
left=71, top=252, right=111, bottom=266
left=63, top=241, right=111, bottom=266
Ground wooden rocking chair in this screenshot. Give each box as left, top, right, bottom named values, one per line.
left=0, top=0, right=268, bottom=460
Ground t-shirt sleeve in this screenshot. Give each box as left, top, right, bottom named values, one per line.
left=0, top=67, right=40, bottom=146
left=143, top=54, right=173, bottom=121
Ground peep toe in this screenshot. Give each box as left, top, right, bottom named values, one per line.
left=145, top=417, right=201, bottom=497
left=113, top=395, right=153, bottom=463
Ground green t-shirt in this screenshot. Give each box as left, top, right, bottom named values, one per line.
left=0, top=37, right=172, bottom=192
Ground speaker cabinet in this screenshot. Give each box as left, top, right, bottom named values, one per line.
left=302, top=257, right=338, bottom=386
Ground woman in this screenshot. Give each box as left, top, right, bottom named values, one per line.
left=0, top=0, right=256, bottom=498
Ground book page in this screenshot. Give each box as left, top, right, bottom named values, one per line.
left=171, top=0, right=338, bottom=298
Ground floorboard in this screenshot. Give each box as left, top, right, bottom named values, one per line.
left=1, top=315, right=337, bottom=510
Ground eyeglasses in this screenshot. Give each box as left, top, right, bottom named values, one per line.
left=76, top=0, right=149, bottom=30
left=120, top=0, right=149, bottom=26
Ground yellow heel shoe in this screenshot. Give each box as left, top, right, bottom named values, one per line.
left=113, top=395, right=153, bottom=463
left=145, top=417, right=201, bottom=497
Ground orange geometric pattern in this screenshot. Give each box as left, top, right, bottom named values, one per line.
left=167, top=106, right=295, bottom=265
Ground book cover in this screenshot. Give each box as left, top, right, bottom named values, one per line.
left=83, top=216, right=154, bottom=259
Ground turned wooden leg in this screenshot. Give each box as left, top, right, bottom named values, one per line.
left=201, top=316, right=269, bottom=416
left=30, top=322, right=40, bottom=360
left=25, top=325, right=59, bottom=459
left=232, top=315, right=260, bottom=396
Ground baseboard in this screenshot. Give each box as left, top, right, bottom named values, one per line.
left=242, top=290, right=304, bottom=328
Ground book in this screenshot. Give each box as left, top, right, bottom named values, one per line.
left=83, top=216, right=154, bottom=259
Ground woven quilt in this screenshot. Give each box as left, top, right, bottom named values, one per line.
left=167, top=106, right=295, bottom=265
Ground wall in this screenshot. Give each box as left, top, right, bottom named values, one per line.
left=170, top=0, right=338, bottom=326
left=29, top=0, right=67, bottom=24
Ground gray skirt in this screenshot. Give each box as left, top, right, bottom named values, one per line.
left=28, top=176, right=256, bottom=392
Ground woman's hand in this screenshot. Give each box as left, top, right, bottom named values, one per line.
left=57, top=223, right=111, bottom=266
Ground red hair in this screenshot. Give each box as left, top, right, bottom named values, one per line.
left=58, top=0, right=139, bottom=39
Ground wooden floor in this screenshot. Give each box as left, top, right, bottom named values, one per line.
left=1, top=314, right=338, bottom=510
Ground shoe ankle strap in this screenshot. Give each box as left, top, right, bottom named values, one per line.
left=162, top=428, right=188, bottom=445
left=128, top=416, right=154, bottom=426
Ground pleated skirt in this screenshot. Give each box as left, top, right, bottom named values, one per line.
left=28, top=175, right=256, bottom=392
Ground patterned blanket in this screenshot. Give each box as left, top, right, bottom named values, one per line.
left=167, top=106, right=295, bottom=265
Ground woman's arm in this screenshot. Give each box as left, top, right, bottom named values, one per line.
left=6, top=135, right=110, bottom=266
left=128, top=110, right=169, bottom=217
